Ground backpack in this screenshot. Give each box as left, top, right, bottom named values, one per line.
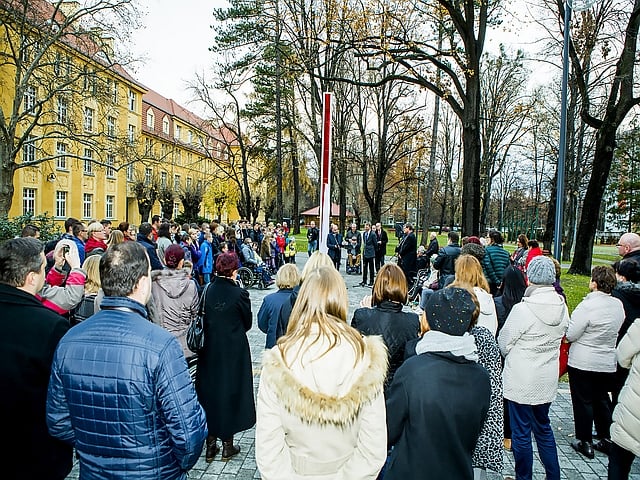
left=69, top=293, right=97, bottom=326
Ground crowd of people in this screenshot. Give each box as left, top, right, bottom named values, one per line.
left=2, top=218, right=640, bottom=480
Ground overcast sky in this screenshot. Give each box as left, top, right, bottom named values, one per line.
left=129, top=0, right=226, bottom=111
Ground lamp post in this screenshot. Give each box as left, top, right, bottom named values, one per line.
left=554, top=0, right=599, bottom=260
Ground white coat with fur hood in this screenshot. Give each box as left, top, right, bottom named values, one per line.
left=498, top=285, right=569, bottom=405
left=256, top=333, right=388, bottom=480
left=611, top=318, right=640, bottom=456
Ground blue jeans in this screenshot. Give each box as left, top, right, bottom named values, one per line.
left=307, top=240, right=317, bottom=255
left=508, top=401, right=560, bottom=480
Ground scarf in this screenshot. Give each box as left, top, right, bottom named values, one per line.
left=415, top=330, right=479, bottom=362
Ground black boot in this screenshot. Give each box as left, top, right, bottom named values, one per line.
left=205, top=435, right=219, bottom=463
left=221, top=436, right=240, bottom=461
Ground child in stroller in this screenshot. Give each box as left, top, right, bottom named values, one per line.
left=346, top=237, right=361, bottom=275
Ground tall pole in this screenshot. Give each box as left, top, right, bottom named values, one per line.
left=275, top=0, right=283, bottom=223
left=554, top=0, right=572, bottom=260
left=318, top=93, right=333, bottom=253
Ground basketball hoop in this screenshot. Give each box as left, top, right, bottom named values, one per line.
left=569, top=0, right=599, bottom=11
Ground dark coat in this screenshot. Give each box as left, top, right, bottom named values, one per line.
left=385, top=351, right=491, bottom=480
left=137, top=233, right=164, bottom=271
left=483, top=244, right=511, bottom=287
left=433, top=243, right=461, bottom=287
left=397, top=232, right=417, bottom=280
left=376, top=228, right=389, bottom=256
left=362, top=229, right=377, bottom=259
left=47, top=296, right=206, bottom=480
left=0, top=284, right=73, bottom=480
left=351, top=301, right=420, bottom=390
left=195, top=276, right=256, bottom=439
left=258, top=288, right=294, bottom=348
left=326, top=232, right=343, bottom=261
left=425, top=237, right=440, bottom=258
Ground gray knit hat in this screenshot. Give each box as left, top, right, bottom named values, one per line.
left=527, top=255, right=556, bottom=285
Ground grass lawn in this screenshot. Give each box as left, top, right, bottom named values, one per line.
left=291, top=228, right=616, bottom=314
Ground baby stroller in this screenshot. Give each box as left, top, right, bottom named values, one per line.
left=407, top=268, right=431, bottom=304
left=345, top=238, right=361, bottom=275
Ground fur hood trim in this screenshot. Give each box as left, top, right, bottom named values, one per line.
left=261, top=335, right=388, bottom=427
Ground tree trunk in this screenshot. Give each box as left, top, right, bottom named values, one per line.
left=569, top=125, right=618, bottom=274
left=460, top=77, right=482, bottom=236
left=0, top=146, right=17, bottom=213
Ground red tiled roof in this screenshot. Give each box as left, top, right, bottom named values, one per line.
left=301, top=204, right=354, bottom=217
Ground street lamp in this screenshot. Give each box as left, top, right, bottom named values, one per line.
left=554, top=0, right=599, bottom=260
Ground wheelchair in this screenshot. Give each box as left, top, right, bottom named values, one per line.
left=237, top=264, right=272, bottom=289
left=346, top=253, right=361, bottom=275
left=407, top=268, right=431, bottom=304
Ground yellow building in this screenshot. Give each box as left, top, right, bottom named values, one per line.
left=0, top=0, right=238, bottom=228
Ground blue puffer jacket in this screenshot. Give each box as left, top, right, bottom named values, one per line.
left=46, top=296, right=207, bottom=480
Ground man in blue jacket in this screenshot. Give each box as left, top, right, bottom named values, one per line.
left=46, top=242, right=207, bottom=480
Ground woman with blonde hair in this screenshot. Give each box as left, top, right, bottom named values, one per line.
left=258, top=264, right=301, bottom=348
left=70, top=255, right=102, bottom=325
left=352, top=263, right=420, bottom=392
left=256, top=266, right=388, bottom=479
left=451, top=254, right=498, bottom=336
left=106, top=229, right=124, bottom=249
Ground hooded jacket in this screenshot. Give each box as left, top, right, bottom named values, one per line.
left=498, top=285, right=569, bottom=405
left=149, top=268, right=199, bottom=358
left=256, top=334, right=388, bottom=479
left=610, top=318, right=640, bottom=456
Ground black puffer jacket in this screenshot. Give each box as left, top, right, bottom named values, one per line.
left=351, top=301, right=420, bottom=391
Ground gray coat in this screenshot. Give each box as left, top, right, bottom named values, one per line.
left=149, top=268, right=200, bottom=359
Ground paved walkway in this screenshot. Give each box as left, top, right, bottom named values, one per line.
left=65, top=253, right=640, bottom=479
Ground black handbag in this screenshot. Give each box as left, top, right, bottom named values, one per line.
left=187, top=282, right=211, bottom=353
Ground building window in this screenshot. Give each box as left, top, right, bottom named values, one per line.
left=173, top=202, right=180, bottom=219
left=186, top=177, right=192, bottom=189
left=126, top=163, right=134, bottom=181
left=57, top=97, right=68, bottom=124
left=105, top=195, right=114, bottom=219
left=173, top=174, right=180, bottom=191
left=161, top=171, right=167, bottom=187
left=128, top=124, right=135, bottom=144
left=145, top=167, right=152, bottom=186
left=84, top=107, right=94, bottom=132
left=162, top=116, right=169, bottom=135
left=83, top=193, right=92, bottom=219
left=175, top=150, right=181, bottom=166
left=175, top=124, right=181, bottom=141
left=83, top=149, right=93, bottom=174
left=23, top=136, right=36, bottom=163
left=146, top=109, right=154, bottom=129
left=56, top=142, right=67, bottom=170
left=24, top=85, right=36, bottom=113
left=188, top=130, right=193, bottom=143
left=56, top=191, right=67, bottom=218
left=107, top=116, right=115, bottom=137
left=144, top=138, right=152, bottom=155
left=23, top=188, right=36, bottom=215
left=106, top=154, right=115, bottom=178
left=128, top=90, right=136, bottom=111
left=112, top=82, right=118, bottom=103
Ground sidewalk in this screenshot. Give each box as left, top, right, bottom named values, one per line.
left=64, top=253, right=640, bottom=479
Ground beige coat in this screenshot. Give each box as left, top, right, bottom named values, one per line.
left=256, top=333, right=388, bottom=480
left=611, top=318, right=640, bottom=456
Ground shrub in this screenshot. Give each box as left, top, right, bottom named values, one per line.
left=0, top=213, right=62, bottom=243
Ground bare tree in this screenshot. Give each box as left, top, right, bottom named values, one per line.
left=0, top=0, right=139, bottom=212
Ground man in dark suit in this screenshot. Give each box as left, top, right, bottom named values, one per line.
left=397, top=223, right=417, bottom=286
left=326, top=223, right=343, bottom=270
left=375, top=222, right=389, bottom=272
left=360, top=222, right=377, bottom=287
left=0, top=237, right=73, bottom=480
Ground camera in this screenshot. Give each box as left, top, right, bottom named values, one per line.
left=62, top=245, right=70, bottom=255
